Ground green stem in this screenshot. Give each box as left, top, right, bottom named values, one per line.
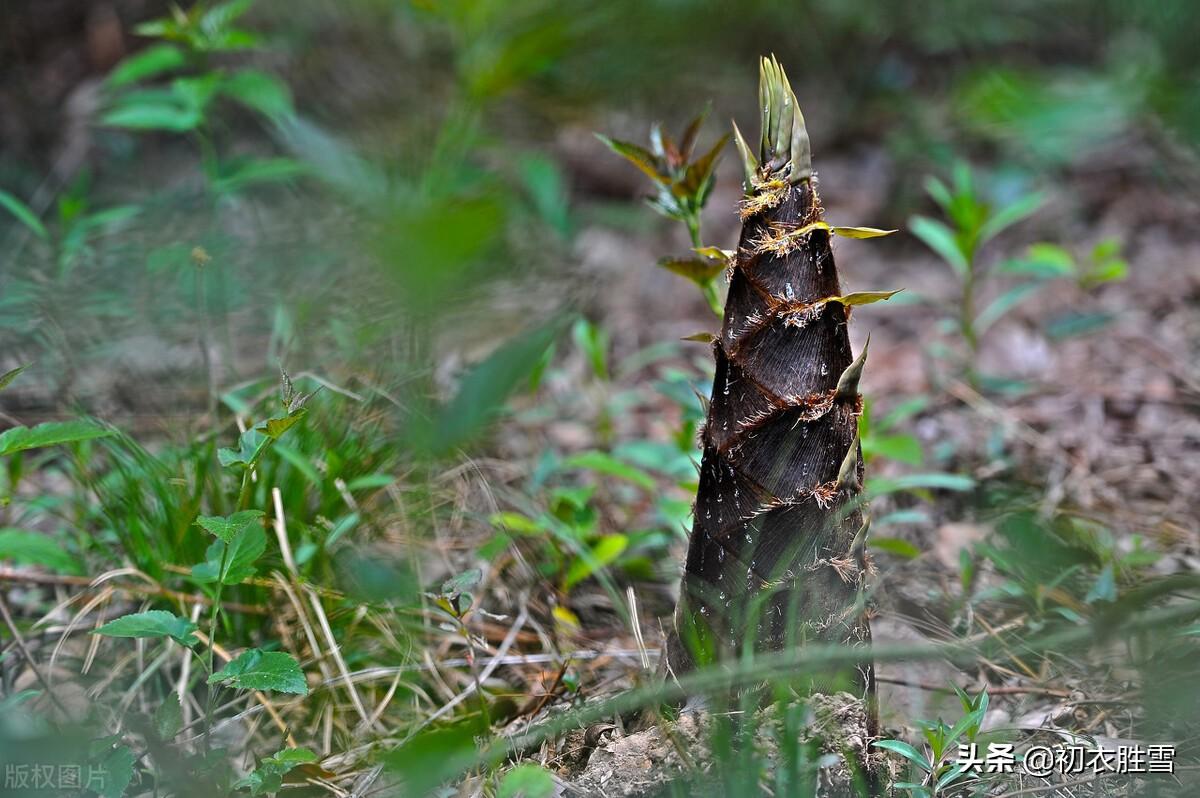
left=202, top=543, right=230, bottom=754
left=236, top=467, right=253, bottom=512
left=685, top=213, right=703, bottom=249
left=960, top=260, right=979, bottom=389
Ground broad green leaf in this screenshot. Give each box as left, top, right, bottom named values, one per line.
left=867, top=473, right=975, bottom=496
left=572, top=318, right=610, bottom=381
left=498, top=764, right=556, bottom=798
left=260, top=408, right=306, bottom=439
left=0, top=419, right=112, bottom=457
left=209, top=649, right=308, bottom=694
left=100, top=101, right=201, bottom=132
left=94, top=610, right=198, bottom=646
left=563, top=535, right=628, bottom=590
left=235, top=747, right=318, bottom=795
left=1085, top=563, right=1117, bottom=603
left=875, top=510, right=930, bottom=526
left=218, top=426, right=269, bottom=468
left=518, top=154, right=571, bottom=238
left=0, top=364, right=27, bottom=392
left=870, top=537, right=922, bottom=559
left=935, top=763, right=969, bottom=791
left=974, top=281, right=1041, bottom=334
left=430, top=317, right=566, bottom=454
left=924, top=176, right=953, bottom=211
left=213, top=157, right=307, bottom=194
left=195, top=510, right=265, bottom=544
left=171, top=74, right=222, bottom=112
left=200, top=0, right=256, bottom=34
left=595, top=135, right=666, bottom=184
left=95, top=744, right=135, bottom=798
left=657, top=256, right=724, bottom=285
left=344, top=473, right=395, bottom=491
left=681, top=133, right=729, bottom=195
left=999, top=242, right=1075, bottom=278
left=107, top=43, right=187, bottom=87
left=909, top=215, right=968, bottom=276
left=441, top=568, right=482, bottom=596
left=0, top=189, right=47, bottom=239
left=1044, top=311, right=1114, bottom=340
left=872, top=740, right=931, bottom=772
left=862, top=433, right=923, bottom=465
left=191, top=524, right=265, bottom=585
left=0, top=529, right=83, bottom=574
left=564, top=451, right=656, bottom=490
left=831, top=226, right=897, bottom=239
left=824, top=290, right=903, bottom=307
left=489, top=512, right=543, bottom=535
left=386, top=725, right=481, bottom=797
left=979, top=191, right=1045, bottom=245
left=1083, top=257, right=1128, bottom=286
left=221, top=69, right=293, bottom=119
left=878, top=396, right=931, bottom=432
left=945, top=707, right=984, bottom=750
left=154, top=693, right=183, bottom=740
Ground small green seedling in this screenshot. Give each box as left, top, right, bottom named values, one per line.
left=873, top=686, right=992, bottom=797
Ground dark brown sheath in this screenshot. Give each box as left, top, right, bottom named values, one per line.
left=666, top=58, right=874, bottom=704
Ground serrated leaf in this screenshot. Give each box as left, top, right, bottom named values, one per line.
left=498, top=764, right=556, bottom=798
left=595, top=135, right=666, bottom=184
left=831, top=226, right=896, bottom=239
left=657, top=256, right=724, bottom=285
left=0, top=189, right=47, bottom=239
left=209, top=649, right=308, bottom=694
left=0, top=419, right=112, bottom=457
left=107, top=43, right=187, bottom=87
left=235, top=747, right=318, bottom=795
left=0, top=529, right=83, bottom=575
left=155, top=692, right=183, bottom=740
left=195, top=510, right=265, bottom=544
left=910, top=215, right=968, bottom=277
left=191, top=524, right=265, bottom=585
left=0, top=364, right=28, bottom=392
left=824, top=289, right=903, bottom=307
left=95, top=744, right=135, bottom=798
left=95, top=610, right=199, bottom=646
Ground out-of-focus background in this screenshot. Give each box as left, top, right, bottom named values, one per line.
left=1, top=2, right=1198, bottom=796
